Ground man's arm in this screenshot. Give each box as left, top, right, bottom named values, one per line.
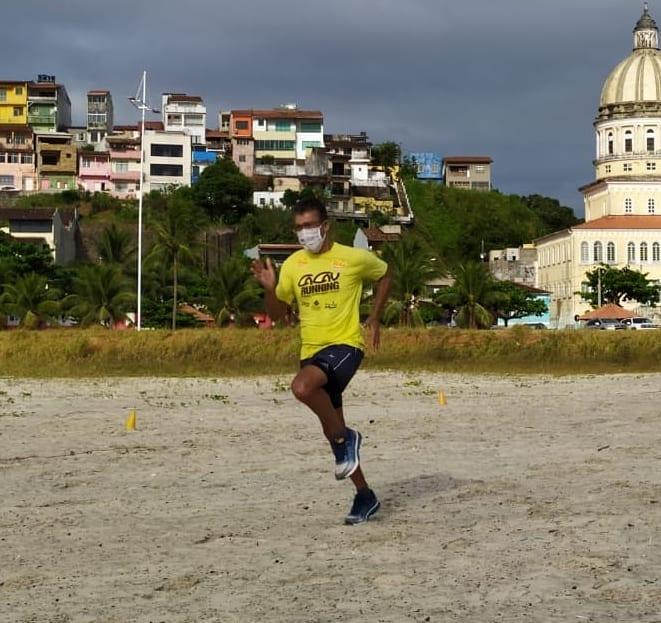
left=364, top=265, right=394, bottom=350
left=251, top=258, right=290, bottom=322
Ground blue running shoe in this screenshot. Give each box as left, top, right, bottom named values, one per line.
left=345, top=488, right=380, bottom=525
left=331, top=427, right=361, bottom=480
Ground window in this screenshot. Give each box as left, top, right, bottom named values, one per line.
left=115, top=183, right=127, bottom=192
left=20, top=154, right=32, bottom=164
left=302, top=141, right=321, bottom=150
left=628, top=241, right=636, bottom=263
left=605, top=165, right=612, bottom=173
left=0, top=89, right=6, bottom=102
left=623, top=163, right=633, bottom=172
left=648, top=129, right=656, bottom=152
left=254, top=140, right=296, bottom=151
left=607, top=132, right=614, bottom=155
left=653, top=242, right=661, bottom=262
left=625, top=198, right=633, bottom=213
left=150, top=144, right=183, bottom=158
left=647, top=162, right=657, bottom=171
left=0, top=154, right=5, bottom=163
left=13, top=135, right=26, bottom=145
left=82, top=158, right=91, bottom=168
left=15, top=86, right=23, bottom=95
left=235, top=120, right=249, bottom=130
left=649, top=198, right=656, bottom=214
left=625, top=130, right=633, bottom=153
left=150, top=163, right=183, bottom=177
left=0, top=175, right=14, bottom=185
left=259, top=197, right=266, bottom=206
left=607, top=241, right=615, bottom=263
left=593, top=241, right=603, bottom=263
left=641, top=242, right=649, bottom=262
left=8, top=153, right=19, bottom=163
left=475, top=165, right=485, bottom=172
left=13, top=107, right=23, bottom=117
left=300, top=121, right=321, bottom=132
left=255, top=119, right=266, bottom=128
left=581, top=241, right=589, bottom=263
left=115, top=161, right=128, bottom=172
left=275, top=120, right=291, bottom=132
left=238, top=155, right=246, bottom=162
left=237, top=139, right=251, bottom=146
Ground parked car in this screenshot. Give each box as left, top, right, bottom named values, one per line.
left=585, top=318, right=626, bottom=330
left=620, top=317, right=658, bottom=330
left=0, top=185, right=19, bottom=192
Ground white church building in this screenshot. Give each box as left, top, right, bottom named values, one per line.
left=536, top=4, right=661, bottom=327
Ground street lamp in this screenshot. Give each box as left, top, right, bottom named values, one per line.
left=128, top=70, right=159, bottom=330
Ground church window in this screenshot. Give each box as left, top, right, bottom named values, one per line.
left=653, top=242, right=660, bottom=262
left=605, top=165, right=612, bottom=173
left=607, top=132, right=614, bottom=155
left=647, top=162, right=657, bottom=171
left=624, top=130, right=633, bottom=153
left=649, top=198, right=656, bottom=214
left=647, top=129, right=656, bottom=153
left=593, top=241, right=603, bottom=263
left=625, top=198, right=633, bottom=213
left=607, top=242, right=616, bottom=263
left=623, top=163, right=633, bottom=172
left=580, top=242, right=589, bottom=263
left=641, top=242, right=649, bottom=262
left=628, top=242, right=636, bottom=263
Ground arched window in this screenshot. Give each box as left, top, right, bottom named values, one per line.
left=608, top=132, right=614, bottom=155
left=625, top=198, right=633, bottom=213
left=628, top=241, right=636, bottom=263
left=625, top=130, right=633, bottom=153
left=581, top=241, right=589, bottom=263
left=593, top=241, right=603, bottom=263
left=653, top=242, right=660, bottom=262
left=641, top=242, right=649, bottom=262
left=649, top=198, right=656, bottom=214
left=607, top=241, right=616, bottom=263
left=647, top=129, right=656, bottom=153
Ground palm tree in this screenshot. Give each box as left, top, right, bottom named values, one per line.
left=0, top=272, right=61, bottom=328
left=437, top=261, right=501, bottom=329
left=96, top=223, right=135, bottom=268
left=380, top=235, right=439, bottom=326
left=62, top=264, right=135, bottom=327
left=146, top=189, right=207, bottom=330
left=206, top=256, right=262, bottom=326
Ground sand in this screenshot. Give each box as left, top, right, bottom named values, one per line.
left=1, top=371, right=660, bottom=623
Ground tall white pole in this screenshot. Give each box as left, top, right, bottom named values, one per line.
left=137, top=70, right=146, bottom=330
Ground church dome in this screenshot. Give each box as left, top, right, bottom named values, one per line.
left=600, top=5, right=661, bottom=109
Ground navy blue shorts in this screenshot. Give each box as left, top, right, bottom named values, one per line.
left=300, top=344, right=364, bottom=408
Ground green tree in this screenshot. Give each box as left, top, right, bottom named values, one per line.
left=492, top=281, right=548, bottom=327
left=63, top=264, right=135, bottom=327
left=146, top=189, right=207, bottom=330
left=192, top=159, right=254, bottom=223
left=371, top=141, right=401, bottom=168
left=519, top=194, right=582, bottom=234
left=205, top=256, right=262, bottom=326
left=0, top=231, right=54, bottom=278
left=0, top=272, right=61, bottom=328
left=581, top=265, right=660, bottom=307
left=96, top=223, right=136, bottom=267
left=380, top=235, right=439, bottom=326
left=282, top=189, right=300, bottom=208
left=437, top=262, right=500, bottom=329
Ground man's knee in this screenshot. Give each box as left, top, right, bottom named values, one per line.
left=291, top=376, right=314, bottom=402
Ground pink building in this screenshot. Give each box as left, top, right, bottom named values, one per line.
left=107, top=132, right=141, bottom=198
left=0, top=125, right=36, bottom=191
left=78, top=151, right=111, bottom=192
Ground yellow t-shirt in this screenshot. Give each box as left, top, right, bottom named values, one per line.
left=275, top=243, right=388, bottom=359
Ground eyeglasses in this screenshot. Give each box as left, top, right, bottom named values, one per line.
left=293, top=220, right=326, bottom=233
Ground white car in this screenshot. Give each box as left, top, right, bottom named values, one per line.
left=620, top=317, right=658, bottom=329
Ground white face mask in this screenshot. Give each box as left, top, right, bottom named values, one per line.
left=297, top=226, right=326, bottom=253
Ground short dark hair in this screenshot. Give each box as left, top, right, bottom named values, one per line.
left=293, top=197, right=327, bottom=221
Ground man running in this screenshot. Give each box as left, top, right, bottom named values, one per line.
left=251, top=198, right=393, bottom=524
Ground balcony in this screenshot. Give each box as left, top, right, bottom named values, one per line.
left=110, top=170, right=140, bottom=182
left=110, top=150, right=141, bottom=161
left=254, top=163, right=305, bottom=176
left=28, top=115, right=56, bottom=126
left=595, top=150, right=661, bottom=164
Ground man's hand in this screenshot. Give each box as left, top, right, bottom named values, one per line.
left=251, top=257, right=277, bottom=291
left=363, top=315, right=381, bottom=351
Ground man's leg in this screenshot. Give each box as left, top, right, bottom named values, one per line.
left=336, top=406, right=369, bottom=492
left=291, top=365, right=346, bottom=442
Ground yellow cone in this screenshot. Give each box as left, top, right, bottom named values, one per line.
left=125, top=409, right=137, bottom=431
left=438, top=391, right=447, bottom=406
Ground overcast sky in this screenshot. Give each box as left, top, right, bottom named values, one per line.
left=2, top=0, right=651, bottom=214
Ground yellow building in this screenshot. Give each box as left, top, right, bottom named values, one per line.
left=536, top=6, right=661, bottom=327
left=0, top=81, right=28, bottom=125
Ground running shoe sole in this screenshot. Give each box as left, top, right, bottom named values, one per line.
left=345, top=499, right=380, bottom=525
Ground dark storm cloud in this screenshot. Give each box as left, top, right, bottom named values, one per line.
left=0, top=0, right=649, bottom=212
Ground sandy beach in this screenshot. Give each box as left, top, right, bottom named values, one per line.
left=1, top=371, right=660, bottom=622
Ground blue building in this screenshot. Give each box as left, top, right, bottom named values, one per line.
left=192, top=148, right=218, bottom=183
left=408, top=152, right=442, bottom=181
